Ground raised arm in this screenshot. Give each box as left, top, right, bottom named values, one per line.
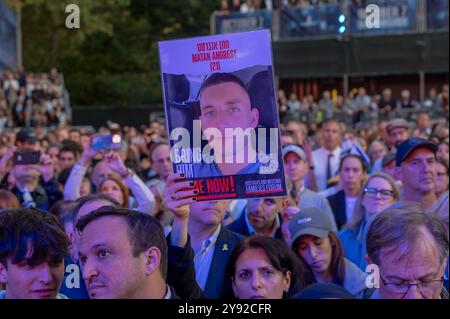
left=64, top=137, right=98, bottom=200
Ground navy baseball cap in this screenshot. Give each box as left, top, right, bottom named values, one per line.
left=395, top=137, right=437, bottom=166
left=292, top=283, right=356, bottom=299
left=16, top=128, right=38, bottom=144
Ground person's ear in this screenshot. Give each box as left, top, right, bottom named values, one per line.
left=0, top=262, right=8, bottom=284
left=283, top=271, right=291, bottom=294
left=231, top=277, right=238, bottom=299
left=250, top=107, right=259, bottom=129
left=144, top=247, right=161, bottom=276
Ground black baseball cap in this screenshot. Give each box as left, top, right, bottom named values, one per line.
left=395, top=137, right=437, bottom=166
left=16, top=128, right=38, bottom=144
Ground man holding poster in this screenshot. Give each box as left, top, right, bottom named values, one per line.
left=159, top=30, right=287, bottom=201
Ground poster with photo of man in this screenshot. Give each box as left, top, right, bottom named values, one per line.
left=159, top=29, right=287, bottom=201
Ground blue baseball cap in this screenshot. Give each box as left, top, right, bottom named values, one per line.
left=292, top=283, right=356, bottom=299
left=395, top=137, right=437, bottom=167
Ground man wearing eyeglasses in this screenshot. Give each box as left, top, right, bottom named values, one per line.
left=366, top=202, right=449, bottom=299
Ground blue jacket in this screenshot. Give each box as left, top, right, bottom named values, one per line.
left=327, top=190, right=347, bottom=230
left=339, top=221, right=368, bottom=272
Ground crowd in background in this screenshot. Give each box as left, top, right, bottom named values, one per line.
left=0, top=76, right=449, bottom=299
left=216, top=0, right=341, bottom=15
left=0, top=67, right=69, bottom=132
left=278, top=84, right=449, bottom=128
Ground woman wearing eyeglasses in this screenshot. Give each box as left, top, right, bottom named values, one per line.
left=339, top=172, right=400, bottom=271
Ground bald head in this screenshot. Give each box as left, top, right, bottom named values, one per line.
left=151, top=144, right=171, bottom=181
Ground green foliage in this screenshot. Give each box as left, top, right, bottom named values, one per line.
left=11, top=0, right=218, bottom=106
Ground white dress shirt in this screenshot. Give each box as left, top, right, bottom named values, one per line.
left=312, top=146, right=341, bottom=191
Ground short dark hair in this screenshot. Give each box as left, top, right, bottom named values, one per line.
left=49, top=199, right=76, bottom=222
left=199, top=73, right=249, bottom=100
left=59, top=146, right=77, bottom=159
left=72, top=193, right=121, bottom=223
left=61, top=140, right=83, bottom=156
left=366, top=202, right=449, bottom=265
left=339, top=154, right=368, bottom=173
left=0, top=208, right=69, bottom=268
left=76, top=206, right=168, bottom=279
left=226, top=235, right=314, bottom=298
left=57, top=167, right=73, bottom=186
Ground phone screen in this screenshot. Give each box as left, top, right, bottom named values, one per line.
left=92, top=134, right=122, bottom=151
left=13, top=151, right=41, bottom=165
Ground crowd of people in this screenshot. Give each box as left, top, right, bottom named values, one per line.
left=278, top=85, right=449, bottom=128
left=0, top=75, right=449, bottom=299
left=216, top=0, right=340, bottom=15
left=0, top=67, right=69, bottom=132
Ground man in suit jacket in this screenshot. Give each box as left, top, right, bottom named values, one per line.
left=164, top=185, right=243, bottom=299
left=203, top=223, right=243, bottom=298
left=327, top=154, right=366, bottom=230
left=227, top=197, right=285, bottom=241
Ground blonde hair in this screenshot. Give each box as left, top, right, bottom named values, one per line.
left=346, top=172, right=400, bottom=231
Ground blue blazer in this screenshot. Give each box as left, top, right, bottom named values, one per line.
left=204, top=227, right=244, bottom=299
left=327, top=190, right=347, bottom=230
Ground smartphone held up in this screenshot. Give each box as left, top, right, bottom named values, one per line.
left=92, top=134, right=123, bottom=151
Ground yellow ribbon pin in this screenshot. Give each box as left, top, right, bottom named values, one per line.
left=222, top=244, right=229, bottom=251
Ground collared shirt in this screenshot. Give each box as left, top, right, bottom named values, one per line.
left=13, top=183, right=50, bottom=211
left=244, top=211, right=281, bottom=238
left=193, top=225, right=222, bottom=290
left=312, top=147, right=341, bottom=191
left=163, top=285, right=172, bottom=300
left=345, top=196, right=358, bottom=225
